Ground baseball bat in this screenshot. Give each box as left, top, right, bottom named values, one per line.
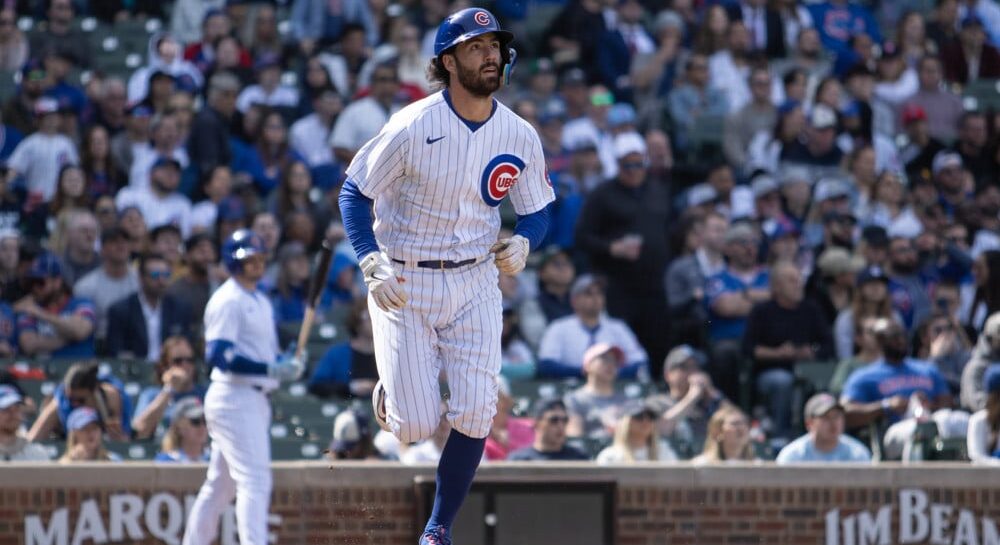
left=295, top=238, right=334, bottom=360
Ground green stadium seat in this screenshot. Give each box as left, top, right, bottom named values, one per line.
left=930, top=437, right=968, bottom=462
left=271, top=438, right=325, bottom=460
left=0, top=70, right=17, bottom=102
left=106, top=440, right=156, bottom=460
left=963, top=79, right=1000, bottom=112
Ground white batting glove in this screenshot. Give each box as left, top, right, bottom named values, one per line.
left=270, top=347, right=307, bottom=382
left=360, top=252, right=408, bottom=311
left=490, top=235, right=530, bottom=275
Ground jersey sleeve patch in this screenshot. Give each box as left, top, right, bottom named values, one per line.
left=480, top=153, right=524, bottom=207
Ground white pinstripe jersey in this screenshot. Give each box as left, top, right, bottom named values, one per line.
left=346, top=90, right=556, bottom=262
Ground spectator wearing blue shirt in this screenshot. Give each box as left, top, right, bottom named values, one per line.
left=776, top=393, right=871, bottom=463
left=0, top=301, right=16, bottom=357
left=704, top=223, right=770, bottom=401
left=887, top=236, right=933, bottom=331
left=154, top=397, right=210, bottom=463
left=806, top=0, right=881, bottom=56
left=841, top=319, right=952, bottom=457
left=270, top=242, right=312, bottom=325
left=132, top=336, right=207, bottom=439
left=27, top=362, right=133, bottom=442
left=14, top=253, right=96, bottom=359
left=308, top=299, right=376, bottom=398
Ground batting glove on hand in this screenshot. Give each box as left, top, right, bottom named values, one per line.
left=490, top=235, right=529, bottom=275
left=360, top=252, right=408, bottom=311
left=271, top=346, right=307, bottom=382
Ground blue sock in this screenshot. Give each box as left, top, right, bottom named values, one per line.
left=425, top=429, right=486, bottom=533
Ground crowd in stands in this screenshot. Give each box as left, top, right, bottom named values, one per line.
left=1, top=0, right=1000, bottom=466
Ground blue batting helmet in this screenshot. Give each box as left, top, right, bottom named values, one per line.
left=222, top=229, right=266, bottom=273
left=434, top=8, right=517, bottom=84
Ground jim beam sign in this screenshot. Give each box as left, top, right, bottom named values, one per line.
left=826, top=489, right=1000, bottom=545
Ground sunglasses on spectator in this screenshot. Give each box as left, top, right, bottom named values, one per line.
left=147, top=270, right=171, bottom=279
left=188, top=417, right=205, bottom=427
left=544, top=415, right=569, bottom=425
left=171, top=356, right=195, bottom=365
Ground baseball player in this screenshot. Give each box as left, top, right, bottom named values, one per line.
left=182, top=229, right=305, bottom=545
left=338, top=8, right=554, bottom=544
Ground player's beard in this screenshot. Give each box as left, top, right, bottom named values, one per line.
left=455, top=57, right=501, bottom=98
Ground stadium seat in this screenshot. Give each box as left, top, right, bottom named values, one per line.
left=270, top=438, right=325, bottom=461
left=106, top=440, right=155, bottom=460
left=686, top=114, right=726, bottom=164
left=962, top=79, right=1000, bottom=112
left=929, top=437, right=968, bottom=462
left=791, top=360, right=837, bottom=429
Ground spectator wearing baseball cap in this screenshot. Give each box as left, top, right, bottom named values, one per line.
left=115, top=153, right=194, bottom=239
left=596, top=400, right=678, bottom=463
left=154, top=397, right=210, bottom=463
left=898, top=102, right=947, bottom=185
left=645, top=345, right=726, bottom=459
left=832, top=265, right=902, bottom=361
left=967, top=363, right=1000, bottom=464
left=508, top=398, right=589, bottom=461
left=5, top=96, right=79, bottom=204
left=59, top=406, right=121, bottom=463
left=536, top=274, right=648, bottom=380
left=235, top=54, right=299, bottom=114
left=703, top=222, right=769, bottom=401
left=940, top=13, right=1000, bottom=85
left=327, top=410, right=383, bottom=461
left=0, top=384, right=50, bottom=461
left=780, top=104, right=844, bottom=170
left=15, top=252, right=97, bottom=359
left=575, top=130, right=671, bottom=373
left=563, top=343, right=631, bottom=441
left=775, top=392, right=871, bottom=463
left=28, top=361, right=132, bottom=443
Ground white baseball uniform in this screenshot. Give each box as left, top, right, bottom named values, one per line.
left=348, top=90, right=555, bottom=443
left=183, top=278, right=279, bottom=545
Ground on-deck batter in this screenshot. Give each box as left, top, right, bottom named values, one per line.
left=182, top=229, right=305, bottom=545
left=338, top=8, right=554, bottom=544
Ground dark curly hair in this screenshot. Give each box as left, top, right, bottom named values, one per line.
left=426, top=56, right=450, bottom=89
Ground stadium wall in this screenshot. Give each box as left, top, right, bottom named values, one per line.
left=2, top=463, right=999, bottom=545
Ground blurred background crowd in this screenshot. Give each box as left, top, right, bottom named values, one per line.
left=0, top=0, right=1000, bottom=467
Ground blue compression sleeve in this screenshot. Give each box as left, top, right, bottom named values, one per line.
left=338, top=179, right=380, bottom=259
left=207, top=340, right=269, bottom=376
left=513, top=206, right=550, bottom=250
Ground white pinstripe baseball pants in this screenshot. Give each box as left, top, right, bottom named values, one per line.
left=369, top=258, right=502, bottom=443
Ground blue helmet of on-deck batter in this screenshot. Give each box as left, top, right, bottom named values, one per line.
left=222, top=229, right=266, bottom=273
left=434, top=8, right=517, bottom=84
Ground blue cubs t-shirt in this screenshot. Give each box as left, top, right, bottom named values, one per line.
left=841, top=358, right=949, bottom=424
left=705, top=268, right=770, bottom=341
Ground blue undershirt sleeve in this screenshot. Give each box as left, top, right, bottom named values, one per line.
left=207, top=340, right=269, bottom=376
left=338, top=179, right=380, bottom=259
left=513, top=206, right=550, bottom=251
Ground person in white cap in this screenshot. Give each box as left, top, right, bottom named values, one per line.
left=5, top=96, right=78, bottom=203
left=575, top=132, right=671, bottom=374
left=0, top=385, right=49, bottom=462
left=563, top=343, right=631, bottom=441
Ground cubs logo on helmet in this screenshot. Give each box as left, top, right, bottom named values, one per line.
left=473, top=10, right=491, bottom=25
left=480, top=154, right=524, bottom=207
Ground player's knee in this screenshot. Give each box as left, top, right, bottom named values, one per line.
left=395, top=417, right=439, bottom=444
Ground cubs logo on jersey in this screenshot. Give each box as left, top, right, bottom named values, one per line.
left=480, top=154, right=524, bottom=207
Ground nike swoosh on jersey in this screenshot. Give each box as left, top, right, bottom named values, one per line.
left=426, top=136, right=446, bottom=144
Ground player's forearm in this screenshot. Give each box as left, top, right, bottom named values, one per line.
left=338, top=180, right=380, bottom=259
left=513, top=207, right=551, bottom=250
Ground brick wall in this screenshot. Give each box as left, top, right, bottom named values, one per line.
left=2, top=463, right=999, bottom=545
